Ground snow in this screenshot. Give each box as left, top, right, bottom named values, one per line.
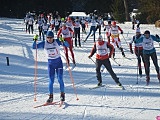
left=0, top=17, right=160, bottom=120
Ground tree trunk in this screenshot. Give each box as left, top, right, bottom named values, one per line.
left=123, top=0, right=130, bottom=21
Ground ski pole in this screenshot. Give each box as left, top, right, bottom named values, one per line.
left=90, top=57, right=96, bottom=64
left=122, top=34, right=129, bottom=48
left=63, top=46, right=79, bottom=101
left=34, top=41, right=38, bottom=101
left=111, top=58, right=121, bottom=66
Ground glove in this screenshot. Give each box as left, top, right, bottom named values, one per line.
left=121, top=31, right=123, bottom=34
left=155, top=34, right=159, bottom=39
left=59, top=36, right=65, bottom=42
left=104, top=28, right=106, bottom=31
left=88, top=55, right=91, bottom=59
left=33, top=34, right=38, bottom=41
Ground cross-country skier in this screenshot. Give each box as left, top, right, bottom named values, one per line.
left=28, top=16, right=34, bottom=34
left=88, top=35, right=123, bottom=87
left=84, top=16, right=98, bottom=42
left=108, top=21, right=125, bottom=58
left=32, top=31, right=67, bottom=103
left=134, top=30, right=160, bottom=85
left=131, top=15, right=136, bottom=30
left=129, top=28, right=145, bottom=77
left=36, top=16, right=44, bottom=40
left=73, top=17, right=81, bottom=47
left=57, top=23, right=76, bottom=66
left=80, top=17, right=87, bottom=34
left=104, top=21, right=112, bottom=41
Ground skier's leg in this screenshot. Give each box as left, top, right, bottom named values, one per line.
left=103, top=59, right=121, bottom=84
left=143, top=54, right=150, bottom=84
left=56, top=60, right=64, bottom=93
left=150, top=52, right=160, bottom=80
left=96, top=59, right=103, bottom=85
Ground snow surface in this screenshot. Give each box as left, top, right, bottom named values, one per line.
left=0, top=18, right=160, bottom=120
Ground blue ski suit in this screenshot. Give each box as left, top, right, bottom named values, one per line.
left=32, top=39, right=68, bottom=94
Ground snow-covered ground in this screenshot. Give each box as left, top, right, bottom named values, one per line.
left=0, top=18, right=160, bottom=120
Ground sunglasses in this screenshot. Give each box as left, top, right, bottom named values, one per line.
left=47, top=37, right=53, bottom=39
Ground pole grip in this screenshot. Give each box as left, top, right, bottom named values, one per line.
left=6, top=57, right=9, bottom=66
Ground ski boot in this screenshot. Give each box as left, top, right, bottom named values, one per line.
left=46, top=94, right=53, bottom=103
left=117, top=82, right=125, bottom=90
left=120, top=47, right=125, bottom=57
left=97, top=82, right=102, bottom=86
left=139, top=68, right=142, bottom=78
left=146, top=76, right=150, bottom=86
left=60, top=92, right=65, bottom=101
left=117, top=82, right=122, bottom=87
left=122, top=52, right=125, bottom=57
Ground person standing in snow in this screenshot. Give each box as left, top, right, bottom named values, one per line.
left=57, top=23, right=76, bottom=66
left=32, top=31, right=67, bottom=103
left=24, top=15, right=29, bottom=33
left=88, top=35, right=123, bottom=87
left=84, top=16, right=98, bottom=42
left=104, top=21, right=112, bottom=41
left=131, top=15, right=136, bottom=30
left=95, top=16, right=103, bottom=35
left=36, top=16, right=44, bottom=40
left=73, top=17, right=81, bottom=47
left=108, top=21, right=125, bottom=58
left=28, top=16, right=34, bottom=34
left=129, top=28, right=145, bottom=77
left=134, top=30, right=160, bottom=85
left=80, top=17, right=87, bottom=34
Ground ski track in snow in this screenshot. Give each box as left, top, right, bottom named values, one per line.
left=0, top=18, right=160, bottom=120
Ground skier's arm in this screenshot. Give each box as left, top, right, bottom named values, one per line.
left=88, top=43, right=96, bottom=58
left=68, top=27, right=74, bottom=35
left=129, top=36, right=135, bottom=54
left=56, top=38, right=69, bottom=47
left=151, top=35, right=160, bottom=42
left=32, top=41, right=45, bottom=49
left=107, top=42, right=114, bottom=57
left=118, top=26, right=123, bottom=34
left=57, top=29, right=62, bottom=38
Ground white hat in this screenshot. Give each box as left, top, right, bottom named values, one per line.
left=98, top=35, right=103, bottom=40
left=136, top=28, right=140, bottom=33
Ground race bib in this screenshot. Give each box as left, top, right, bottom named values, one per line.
left=98, top=49, right=107, bottom=55
left=47, top=48, right=58, bottom=58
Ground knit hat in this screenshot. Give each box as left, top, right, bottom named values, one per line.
left=46, top=31, right=54, bottom=37
left=144, top=30, right=150, bottom=34
left=108, top=21, right=111, bottom=24
left=136, top=28, right=140, bottom=33
left=98, top=35, right=103, bottom=40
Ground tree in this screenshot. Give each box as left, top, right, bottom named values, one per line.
left=123, top=0, right=130, bottom=21
left=138, top=0, right=160, bottom=23
left=111, top=0, right=125, bottom=23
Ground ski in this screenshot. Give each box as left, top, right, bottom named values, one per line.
left=34, top=101, right=59, bottom=108
left=106, top=85, right=125, bottom=90
left=89, top=85, right=105, bottom=90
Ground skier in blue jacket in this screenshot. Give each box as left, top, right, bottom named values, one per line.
left=32, top=31, right=69, bottom=103
left=135, top=30, right=160, bottom=85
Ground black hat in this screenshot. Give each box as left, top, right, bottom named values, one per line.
left=108, top=21, right=111, bottom=24
left=144, top=30, right=150, bottom=34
